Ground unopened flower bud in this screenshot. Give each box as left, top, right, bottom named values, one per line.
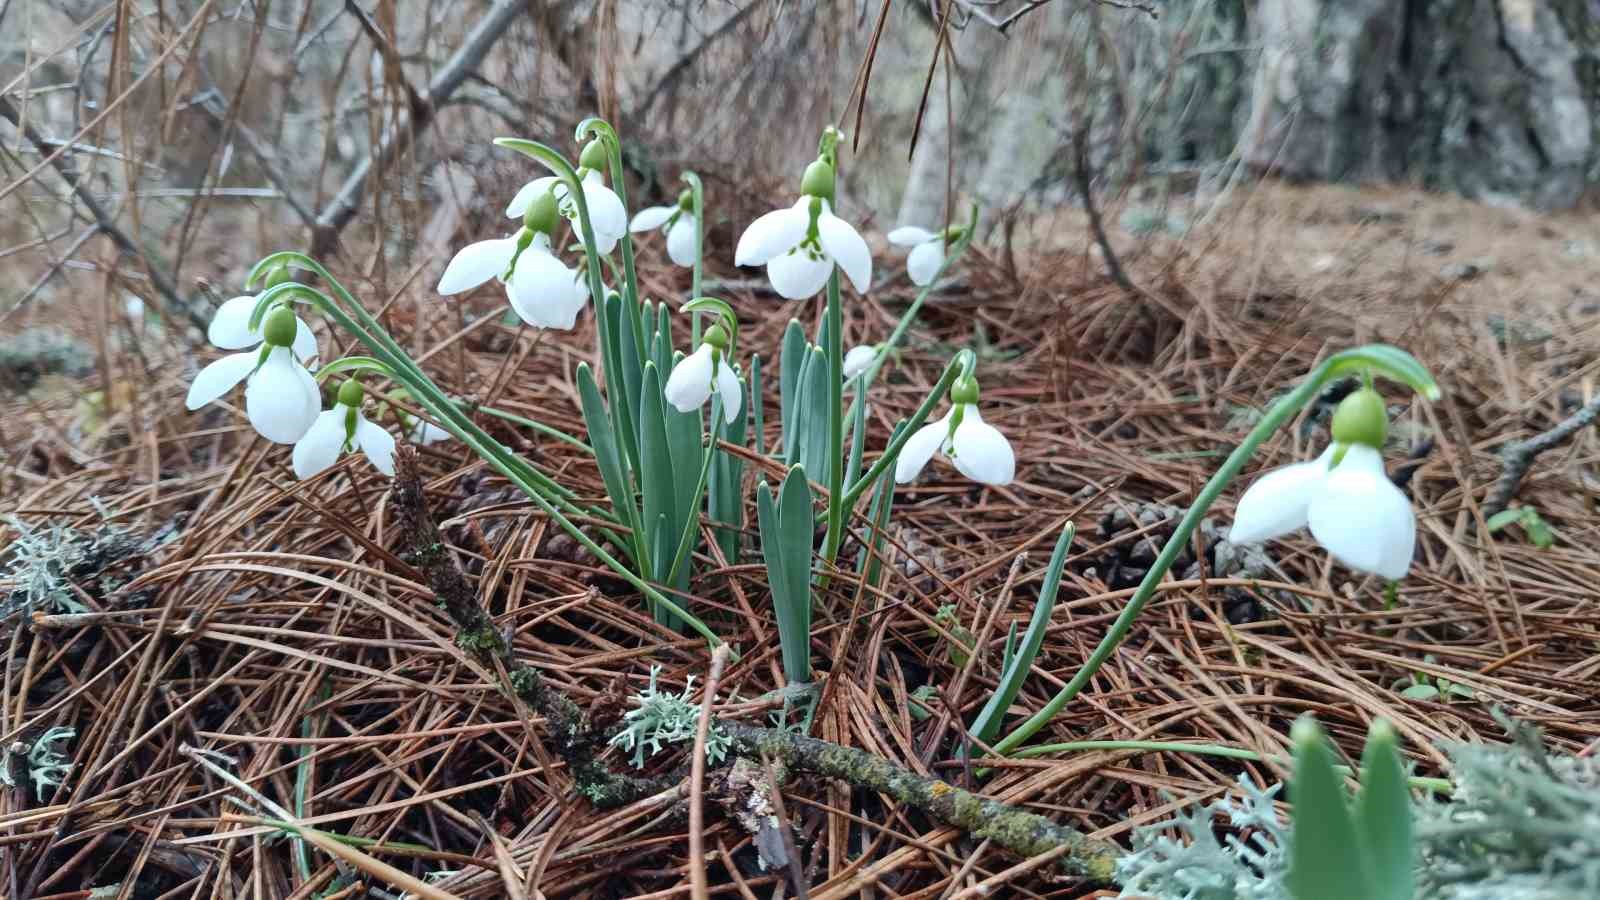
left=950, top=374, right=981, bottom=406
left=677, top=188, right=694, bottom=211
left=523, top=191, right=560, bottom=236
left=702, top=322, right=730, bottom=352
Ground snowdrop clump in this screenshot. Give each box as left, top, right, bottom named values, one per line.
left=1229, top=387, right=1416, bottom=578
left=292, top=378, right=397, bottom=479
left=436, top=189, right=589, bottom=329
left=895, top=374, right=1015, bottom=487
left=185, top=304, right=322, bottom=444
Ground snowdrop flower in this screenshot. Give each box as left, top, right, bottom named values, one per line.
left=1229, top=388, right=1415, bottom=579
left=292, top=379, right=396, bottom=480
left=408, top=417, right=454, bottom=445
left=843, top=344, right=878, bottom=380
left=886, top=225, right=955, bottom=287
left=734, top=155, right=871, bottom=300
left=664, top=323, right=741, bottom=424
left=504, top=139, right=627, bottom=254
left=629, top=188, right=698, bottom=268
left=437, top=191, right=590, bottom=330
left=205, top=267, right=318, bottom=365
left=895, top=375, right=1014, bottom=486
left=185, top=305, right=321, bottom=443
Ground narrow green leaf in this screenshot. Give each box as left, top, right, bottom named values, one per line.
left=760, top=467, right=814, bottom=684
left=1354, top=719, right=1414, bottom=900
left=637, top=364, right=677, bottom=579
left=1287, top=716, right=1375, bottom=900
left=780, top=319, right=806, bottom=434
left=1484, top=508, right=1522, bottom=532
left=750, top=353, right=765, bottom=456
left=844, top=386, right=867, bottom=500
left=708, top=376, right=747, bottom=564
left=1399, top=683, right=1439, bottom=701
left=608, top=292, right=642, bottom=471
left=969, top=522, right=1074, bottom=744
left=855, top=426, right=901, bottom=589
left=799, top=346, right=830, bottom=481
left=577, top=364, right=639, bottom=563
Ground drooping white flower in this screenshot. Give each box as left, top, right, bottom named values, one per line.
left=629, top=195, right=698, bottom=268
left=207, top=292, right=318, bottom=365
left=506, top=170, right=627, bottom=255
left=895, top=376, right=1014, bottom=486
left=1228, top=388, right=1416, bottom=579
left=292, top=380, right=397, bottom=480
left=843, top=344, right=878, bottom=380
left=734, top=157, right=871, bottom=300
left=887, top=226, right=948, bottom=287
left=185, top=307, right=321, bottom=444
left=663, top=334, right=741, bottom=425
left=437, top=221, right=589, bottom=331
left=408, top=418, right=453, bottom=445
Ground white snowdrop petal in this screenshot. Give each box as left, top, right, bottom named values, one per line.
left=715, top=358, right=743, bottom=425
left=437, top=238, right=518, bottom=295
left=207, top=295, right=261, bottom=349
left=664, top=345, right=715, bottom=413
left=896, top=412, right=953, bottom=483
left=185, top=352, right=258, bottom=410
left=629, top=206, right=675, bottom=232
left=887, top=226, right=937, bottom=247
left=354, top=413, right=397, bottom=476
left=950, top=407, right=1016, bottom=486
left=506, top=177, right=557, bottom=219
left=507, top=248, right=585, bottom=330
left=581, top=177, right=628, bottom=245
left=1227, top=447, right=1336, bottom=545
left=291, top=317, right=318, bottom=365
left=816, top=211, right=873, bottom=293
left=735, top=200, right=810, bottom=266
left=906, top=239, right=945, bottom=287
left=292, top=408, right=348, bottom=479
left=1308, top=445, right=1416, bottom=579
left=245, top=348, right=320, bottom=443
left=666, top=215, right=697, bottom=267
left=766, top=248, right=833, bottom=300
left=842, top=345, right=877, bottom=379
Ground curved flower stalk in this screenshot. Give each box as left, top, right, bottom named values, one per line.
left=293, top=378, right=397, bottom=480
left=437, top=190, right=589, bottom=329
left=630, top=188, right=698, bottom=268
left=896, top=373, right=1015, bottom=486
left=734, top=138, right=870, bottom=300
left=887, top=225, right=959, bottom=287
left=988, top=345, right=1440, bottom=758
left=1230, top=387, right=1415, bottom=578
left=506, top=139, right=627, bottom=254
left=185, top=305, right=322, bottom=444
left=207, top=265, right=319, bottom=365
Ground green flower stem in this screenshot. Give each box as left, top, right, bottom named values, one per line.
left=820, top=269, right=846, bottom=571
left=991, top=346, right=1440, bottom=756
left=837, top=349, right=975, bottom=512
left=683, top=171, right=705, bottom=344
left=1010, top=740, right=1451, bottom=794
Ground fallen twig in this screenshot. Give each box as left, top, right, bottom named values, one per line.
left=388, top=447, right=1121, bottom=882
left=1483, top=392, right=1600, bottom=517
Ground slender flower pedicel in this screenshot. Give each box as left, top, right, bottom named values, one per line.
left=664, top=322, right=741, bottom=424
left=734, top=145, right=871, bottom=300
left=630, top=189, right=698, bottom=268
left=185, top=305, right=322, bottom=444
left=292, top=378, right=397, bottom=479
left=1229, top=387, right=1416, bottom=579
left=505, top=139, right=627, bottom=254
left=437, top=191, right=589, bottom=329
left=886, top=226, right=955, bottom=287
left=896, top=374, right=1015, bottom=486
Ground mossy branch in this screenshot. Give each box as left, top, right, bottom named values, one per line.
left=390, top=447, right=1119, bottom=880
